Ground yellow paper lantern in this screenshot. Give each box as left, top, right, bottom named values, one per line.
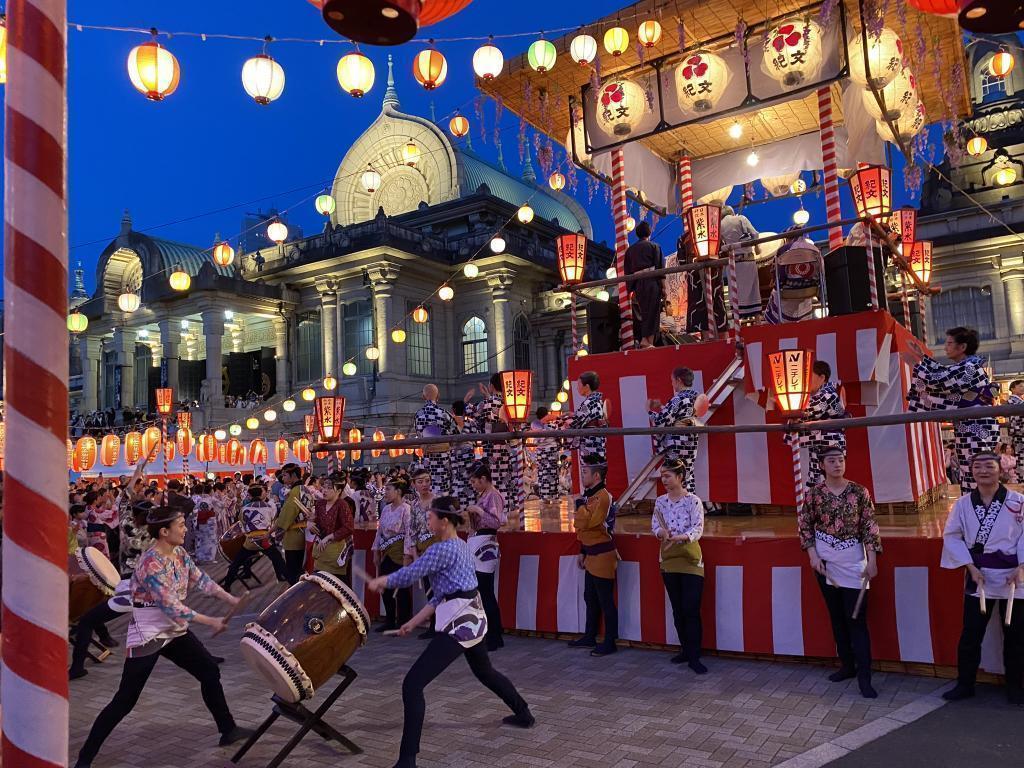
left=127, top=39, right=180, bottom=101
left=402, top=141, right=421, bottom=167
left=118, top=292, right=141, bottom=313
left=67, top=310, right=89, bottom=335
left=246, top=416, right=260, bottom=430
left=966, top=136, right=988, bottom=156
left=392, top=328, right=407, bottom=343
left=302, top=387, right=316, bottom=401
left=675, top=51, right=731, bottom=113
left=996, top=166, right=1018, bottom=186
left=638, top=20, right=663, bottom=48
left=324, top=374, right=338, bottom=391
left=213, top=241, right=235, bottom=267
left=413, top=48, right=447, bottom=90
left=549, top=172, right=566, bottom=191
left=169, top=266, right=191, bottom=291
left=282, top=399, right=296, bottom=412
left=603, top=26, right=629, bottom=57
left=517, top=205, right=535, bottom=224
left=241, top=53, right=285, bottom=105
left=596, top=79, right=648, bottom=137
left=337, top=52, right=374, bottom=97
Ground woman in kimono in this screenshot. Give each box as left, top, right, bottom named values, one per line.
left=367, top=497, right=533, bottom=768
left=466, top=463, right=507, bottom=651
left=310, top=474, right=355, bottom=582
left=373, top=479, right=412, bottom=632
left=531, top=407, right=561, bottom=505
left=191, top=483, right=219, bottom=564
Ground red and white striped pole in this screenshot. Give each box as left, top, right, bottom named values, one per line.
left=3, top=1, right=71, bottom=766
left=726, top=255, right=742, bottom=336
left=919, top=292, right=930, bottom=346
left=817, top=87, right=843, bottom=250
left=900, top=271, right=912, bottom=331
left=678, top=156, right=693, bottom=211
left=792, top=437, right=805, bottom=515
left=611, top=148, right=634, bottom=349
left=570, top=294, right=579, bottom=352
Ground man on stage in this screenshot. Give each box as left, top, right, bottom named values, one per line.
left=465, top=374, right=523, bottom=516
left=552, top=371, right=607, bottom=461
left=74, top=506, right=251, bottom=767
left=795, top=360, right=846, bottom=488
left=1008, top=379, right=1024, bottom=458
left=623, top=220, right=664, bottom=348
left=414, top=384, right=458, bottom=496
left=648, top=366, right=704, bottom=493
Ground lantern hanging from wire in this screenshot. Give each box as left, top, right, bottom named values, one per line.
left=596, top=79, right=648, bottom=137
left=685, top=204, right=723, bottom=259
left=909, top=241, right=933, bottom=285
left=848, top=27, right=903, bottom=89
left=274, top=437, right=289, bottom=464
left=118, top=291, right=141, bottom=313
left=603, top=26, right=629, bottom=56
left=675, top=51, right=731, bottom=113
left=490, top=236, right=505, bottom=253
left=164, top=437, right=177, bottom=463
left=197, top=433, right=217, bottom=462
left=267, top=219, right=288, bottom=244
left=990, top=50, right=1015, bottom=78
left=449, top=113, right=470, bottom=137
left=282, top=398, right=296, bottom=412
left=214, top=428, right=227, bottom=441
left=361, top=166, right=381, bottom=193
left=473, top=39, right=503, bottom=80
left=848, top=164, right=893, bottom=222
left=875, top=102, right=927, bottom=145
left=549, top=172, right=566, bottom=191
left=349, top=428, right=363, bottom=462
left=528, top=38, right=557, bottom=72
left=125, top=431, right=143, bottom=465
left=638, top=20, right=663, bottom=48
left=570, top=34, right=597, bottom=66
left=372, top=430, right=386, bottom=458
left=966, top=135, right=988, bottom=156
left=463, top=262, right=480, bottom=279
left=861, top=69, right=919, bottom=122
left=625, top=216, right=636, bottom=233
left=888, top=206, right=918, bottom=251
left=75, top=437, right=98, bottom=472
left=315, top=194, right=336, bottom=216
left=499, top=370, right=533, bottom=423
left=229, top=423, right=243, bottom=437
left=218, top=442, right=228, bottom=465
left=342, top=361, right=358, bottom=376
left=213, top=241, right=235, bottom=267
left=176, top=411, right=192, bottom=432
left=176, top=427, right=193, bottom=458
left=245, top=416, right=260, bottom=430
left=412, top=306, right=429, bottom=323
left=336, top=51, right=374, bottom=97
left=142, top=426, right=162, bottom=456
left=555, top=232, right=588, bottom=285
left=127, top=37, right=180, bottom=101
left=517, top=205, right=535, bottom=224
left=301, top=387, right=316, bottom=402
left=249, top=439, right=268, bottom=465
left=292, top=437, right=310, bottom=463
left=100, top=434, right=121, bottom=467
left=241, top=49, right=286, bottom=105
left=438, top=285, right=454, bottom=301
left=169, top=266, right=191, bottom=291
left=762, top=18, right=823, bottom=88
left=413, top=46, right=447, bottom=90
left=227, top=438, right=244, bottom=465
left=314, top=395, right=347, bottom=442
left=68, top=310, right=89, bottom=335
left=402, top=141, right=421, bottom=167
left=155, top=387, right=174, bottom=416
left=323, top=374, right=338, bottom=391
left=768, top=349, right=814, bottom=414
left=365, top=345, right=381, bottom=361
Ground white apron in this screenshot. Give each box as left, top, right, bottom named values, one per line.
left=814, top=531, right=868, bottom=590
left=434, top=593, right=488, bottom=649
left=467, top=534, right=500, bottom=574
left=126, top=605, right=187, bottom=656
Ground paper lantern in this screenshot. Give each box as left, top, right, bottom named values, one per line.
left=218, top=442, right=228, bottom=465
left=372, top=430, right=386, bottom=458
left=155, top=387, right=174, bottom=415
left=674, top=51, right=731, bottom=113
left=249, top=439, right=268, bottom=465
left=528, top=38, right=557, bottom=72
left=402, top=141, right=421, bottom=167
left=335, top=449, right=347, bottom=461
left=908, top=0, right=958, bottom=14
left=246, top=417, right=260, bottom=430
left=365, top=346, right=381, bottom=361
left=361, top=166, right=381, bottom=192
left=275, top=437, right=289, bottom=464
left=213, top=241, right=235, bottom=267
left=263, top=409, right=277, bottom=422
left=861, top=69, right=919, bottom=121
left=500, top=370, right=533, bottom=423
left=282, top=399, right=296, bottom=412
left=267, top=220, right=288, bottom=244
left=566, top=121, right=591, bottom=166
left=412, top=306, right=429, bottom=323
left=163, top=440, right=176, bottom=463
left=603, top=26, right=629, bottom=56
left=125, top=432, right=143, bottom=465
left=337, top=52, right=374, bottom=97
left=197, top=433, right=217, bottom=462
left=438, top=285, right=454, bottom=301
left=449, top=114, right=469, bottom=137
left=685, top=204, right=722, bottom=259
left=302, top=387, right=316, bottom=401
left=315, top=194, right=336, bottom=216
left=888, top=207, right=918, bottom=250
left=698, top=185, right=734, bottom=205
left=67, top=310, right=89, bottom=335
left=389, top=433, right=405, bottom=459
left=75, top=437, right=97, bottom=472
left=312, top=0, right=473, bottom=46
left=762, top=18, right=823, bottom=88
left=230, top=423, right=243, bottom=436
left=241, top=53, right=285, bottom=105
left=966, top=136, right=988, bottom=156
left=638, top=20, right=662, bottom=48
left=214, top=429, right=227, bottom=441
left=473, top=42, right=503, bottom=80
left=118, top=292, right=141, bottom=313
left=413, top=48, right=447, bottom=90
left=127, top=40, right=180, bottom=101
left=176, top=427, right=193, bottom=457
left=548, top=172, right=566, bottom=191
left=517, top=205, right=535, bottom=224
left=169, top=267, right=191, bottom=291
left=596, top=79, right=647, bottom=137
left=959, top=2, right=1024, bottom=34
left=555, top=232, right=588, bottom=285
left=490, top=236, right=505, bottom=253
left=314, top=395, right=347, bottom=442
left=305, top=414, right=316, bottom=435
left=349, top=428, right=362, bottom=462
left=875, top=102, right=927, bottom=144
left=768, top=349, right=813, bottom=414
left=990, top=51, right=1015, bottom=78
left=625, top=216, right=636, bottom=232
left=67, top=439, right=74, bottom=470
left=227, top=438, right=244, bottom=465
left=849, top=28, right=903, bottom=88
left=142, top=426, right=162, bottom=456
left=100, top=434, right=121, bottom=467
left=323, top=374, right=337, bottom=391
left=793, top=208, right=810, bottom=226
left=848, top=164, right=893, bottom=222
left=463, top=262, right=480, bottom=279
left=909, top=241, right=933, bottom=285
left=996, top=166, right=1018, bottom=186
left=570, top=34, right=598, bottom=65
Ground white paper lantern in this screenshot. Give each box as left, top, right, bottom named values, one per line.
left=595, top=78, right=647, bottom=137
left=861, top=68, right=919, bottom=122
left=875, top=103, right=927, bottom=145
left=674, top=51, right=730, bottom=113
left=849, top=27, right=904, bottom=89
left=241, top=54, right=286, bottom=105
left=570, top=34, right=598, bottom=66
left=761, top=173, right=802, bottom=197
left=763, top=18, right=824, bottom=88
left=473, top=43, right=503, bottom=80
left=566, top=121, right=591, bottom=166
left=118, top=292, right=141, bottom=313
left=361, top=166, right=381, bottom=193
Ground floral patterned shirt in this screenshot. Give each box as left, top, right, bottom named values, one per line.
left=405, top=494, right=435, bottom=556
left=130, top=546, right=224, bottom=623
left=799, top=481, right=882, bottom=553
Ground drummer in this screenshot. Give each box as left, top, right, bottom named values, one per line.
left=466, top=462, right=506, bottom=651
left=310, top=473, right=356, bottom=583
left=221, top=483, right=289, bottom=593
left=74, top=505, right=252, bottom=767
left=367, top=496, right=534, bottom=768
left=274, top=463, right=311, bottom=584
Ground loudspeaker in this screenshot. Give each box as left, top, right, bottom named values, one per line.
left=887, top=294, right=921, bottom=339
left=824, top=246, right=888, bottom=316
left=586, top=299, right=621, bottom=354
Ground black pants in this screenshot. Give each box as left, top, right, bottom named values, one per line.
left=477, top=570, right=504, bottom=649
left=956, top=594, right=1024, bottom=688
left=398, top=633, right=528, bottom=766
left=380, top=557, right=412, bottom=628
left=77, top=632, right=236, bottom=764
left=583, top=571, right=618, bottom=647
left=71, top=602, right=120, bottom=672
left=816, top=574, right=872, bottom=679
left=284, top=548, right=305, bottom=585
left=663, top=572, right=703, bottom=662
left=223, top=546, right=289, bottom=591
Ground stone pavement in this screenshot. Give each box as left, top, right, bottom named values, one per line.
left=68, top=560, right=948, bottom=768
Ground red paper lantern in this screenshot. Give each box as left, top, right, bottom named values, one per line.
left=155, top=387, right=174, bottom=415
left=163, top=440, right=176, bottom=463
left=314, top=396, right=347, bottom=442
left=390, top=432, right=406, bottom=459
left=292, top=437, right=311, bottom=463
left=310, top=0, right=474, bottom=46
left=275, top=438, right=289, bottom=464
left=176, top=427, right=194, bottom=458
left=125, top=431, right=143, bottom=465
left=555, top=232, right=588, bottom=285
left=909, top=241, right=933, bottom=285
left=908, top=0, right=958, bottom=13
left=176, top=411, right=192, bottom=431
left=142, top=426, right=162, bottom=456
left=848, top=164, right=892, bottom=222
left=336, top=449, right=347, bottom=460
left=218, top=442, right=228, bottom=465
left=768, top=349, right=814, bottom=414
left=100, top=434, right=121, bottom=467
left=227, top=438, right=243, bottom=465
left=888, top=207, right=918, bottom=251
left=250, top=439, right=268, bottom=465
left=75, top=436, right=97, bottom=472
left=499, top=370, right=533, bottom=423
left=305, top=414, right=316, bottom=435
left=372, top=430, right=386, bottom=458
left=685, top=204, right=722, bottom=259
left=348, top=428, right=362, bottom=462
left=196, top=433, right=217, bottom=462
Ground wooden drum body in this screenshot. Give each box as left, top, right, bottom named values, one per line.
left=239, top=571, right=369, bottom=703
left=219, top=521, right=245, bottom=562
left=69, top=546, right=119, bottom=624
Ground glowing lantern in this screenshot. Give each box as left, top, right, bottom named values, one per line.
left=412, top=306, right=429, bottom=323
left=218, top=443, right=228, bottom=464
left=474, top=444, right=484, bottom=459
left=227, top=438, right=244, bottom=465
left=125, top=432, right=143, bottom=465
left=861, top=69, right=919, bottom=121
left=348, top=428, right=362, bottom=462
left=567, top=120, right=592, bottom=166
left=68, top=310, right=89, bottom=335
left=528, top=38, right=557, bottom=72
left=66, top=439, right=74, bottom=470
left=685, top=204, right=722, bottom=259
left=75, top=437, right=98, bottom=472
left=163, top=440, right=176, bottom=463
left=305, top=414, right=316, bottom=435
left=169, top=266, right=191, bottom=291
left=100, top=434, right=121, bottom=467
left=372, top=430, right=386, bottom=458
left=301, top=387, right=316, bottom=402
left=366, top=345, right=381, bottom=361
left=875, top=103, right=927, bottom=144
left=638, top=20, right=663, bottom=48
left=449, top=114, right=470, bottom=137
left=473, top=41, right=503, bottom=80
left=625, top=216, right=636, bottom=232
left=848, top=164, right=893, bottom=222
left=314, top=395, right=347, bottom=442
left=549, top=172, right=566, bottom=191
left=343, top=361, right=358, bottom=376
left=463, top=262, right=480, bottom=279
left=241, top=53, right=286, bottom=105
left=249, top=439, right=268, bottom=465
left=889, top=207, right=918, bottom=250
left=357, top=168, right=381, bottom=196
left=142, top=426, right=162, bottom=456
left=316, top=194, right=336, bottom=216
left=229, top=423, right=243, bottom=436
left=967, top=136, right=988, bottom=156
left=762, top=18, right=823, bottom=88
left=0, top=15, right=6, bottom=84
left=267, top=220, right=288, bottom=244
left=769, top=350, right=813, bottom=414
left=389, top=435, right=404, bottom=459
left=323, top=374, right=338, bottom=391
left=517, top=205, right=535, bottom=224
left=127, top=40, right=180, bottom=101
left=438, top=285, right=454, bottom=301
left=176, top=428, right=193, bottom=457
left=675, top=51, right=731, bottom=113
left=264, top=409, right=277, bottom=423
left=336, top=450, right=347, bottom=461
left=197, top=433, right=217, bottom=462
left=337, top=52, right=374, bottom=97
left=849, top=28, right=903, bottom=89
left=118, top=292, right=141, bottom=313
left=282, top=399, right=296, bottom=412
left=793, top=208, right=810, bottom=226
left=909, top=241, right=933, bottom=285
left=246, top=417, right=260, bottom=430
left=402, top=141, right=421, bottom=167
left=570, top=34, right=598, bottom=66
left=154, top=388, right=174, bottom=416
left=596, top=79, right=647, bottom=137
left=996, top=166, right=1018, bottom=186
left=499, top=369, right=533, bottom=423
left=990, top=51, right=1015, bottom=78
left=490, top=236, right=506, bottom=253
left=790, top=178, right=807, bottom=194
left=413, top=48, right=447, bottom=90
left=603, top=26, right=629, bottom=56
left=555, top=232, right=588, bottom=285
left=275, top=437, right=289, bottom=464
left=213, top=241, right=235, bottom=267
left=214, top=429, right=227, bottom=441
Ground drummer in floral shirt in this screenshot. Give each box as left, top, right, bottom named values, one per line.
left=797, top=447, right=882, bottom=699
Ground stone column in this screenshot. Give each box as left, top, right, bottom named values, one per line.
left=274, top=315, right=289, bottom=397
left=368, top=265, right=400, bottom=375
left=319, top=284, right=338, bottom=377
left=158, top=319, right=181, bottom=396
left=202, top=309, right=225, bottom=408
left=488, top=270, right=516, bottom=371
left=1004, top=275, right=1024, bottom=337
left=112, top=328, right=137, bottom=409
left=79, top=335, right=102, bottom=412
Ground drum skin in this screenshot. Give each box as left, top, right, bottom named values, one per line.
left=219, top=520, right=245, bottom=562
left=68, top=553, right=107, bottom=624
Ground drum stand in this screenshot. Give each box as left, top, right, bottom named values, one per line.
left=230, top=665, right=362, bottom=768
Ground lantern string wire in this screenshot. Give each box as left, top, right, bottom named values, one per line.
left=925, top=161, right=1024, bottom=247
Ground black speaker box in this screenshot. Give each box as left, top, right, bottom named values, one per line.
left=824, top=246, right=888, bottom=316
left=586, top=298, right=621, bottom=354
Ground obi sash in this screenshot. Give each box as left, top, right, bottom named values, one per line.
left=814, top=531, right=867, bottom=590
left=378, top=532, right=405, bottom=565
left=416, top=534, right=438, bottom=555
left=434, top=589, right=487, bottom=649
left=580, top=539, right=616, bottom=557
left=468, top=532, right=500, bottom=574
left=126, top=603, right=187, bottom=656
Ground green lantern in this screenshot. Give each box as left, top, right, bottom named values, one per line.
left=528, top=39, right=557, bottom=73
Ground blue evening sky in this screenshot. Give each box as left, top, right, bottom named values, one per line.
left=1, top=1, right=918, bottom=295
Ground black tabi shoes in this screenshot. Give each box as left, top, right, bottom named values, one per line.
left=502, top=710, right=536, bottom=728
left=218, top=726, right=255, bottom=747
left=828, top=667, right=857, bottom=682
left=567, top=636, right=596, bottom=649
left=942, top=683, right=976, bottom=701
left=590, top=644, right=617, bottom=657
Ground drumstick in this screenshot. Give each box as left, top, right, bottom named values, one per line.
left=851, top=578, right=869, bottom=620
left=351, top=562, right=372, bottom=584
left=979, top=584, right=987, bottom=615
left=1006, top=582, right=1016, bottom=627
left=382, top=629, right=402, bottom=636
left=211, top=591, right=251, bottom=638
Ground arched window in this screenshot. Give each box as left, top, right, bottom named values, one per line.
left=930, top=286, right=996, bottom=345
left=462, top=316, right=488, bottom=375
left=513, top=315, right=531, bottom=370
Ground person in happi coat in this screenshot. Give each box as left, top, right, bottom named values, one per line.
left=798, top=447, right=882, bottom=699
left=648, top=367, right=706, bottom=493
left=940, top=451, right=1024, bottom=705
left=906, top=326, right=1000, bottom=494
left=221, top=483, right=289, bottom=593
left=374, top=479, right=413, bottom=632
left=551, top=370, right=608, bottom=463
left=450, top=400, right=478, bottom=510
left=466, top=462, right=507, bottom=651
left=719, top=205, right=761, bottom=319
left=191, top=484, right=219, bottom=564
left=74, top=506, right=251, bottom=767
left=414, top=384, right=458, bottom=496
left=1007, top=379, right=1024, bottom=459
left=465, top=374, right=522, bottom=515
left=406, top=465, right=439, bottom=639
left=679, top=232, right=728, bottom=337
left=789, top=360, right=847, bottom=488
left=367, top=496, right=533, bottom=768
left=531, top=406, right=561, bottom=505
left=624, top=220, right=664, bottom=348
left=273, top=463, right=312, bottom=584
left=653, top=457, right=707, bottom=674
left=568, top=454, right=619, bottom=657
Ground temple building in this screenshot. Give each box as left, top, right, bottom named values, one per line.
left=71, top=57, right=611, bottom=434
